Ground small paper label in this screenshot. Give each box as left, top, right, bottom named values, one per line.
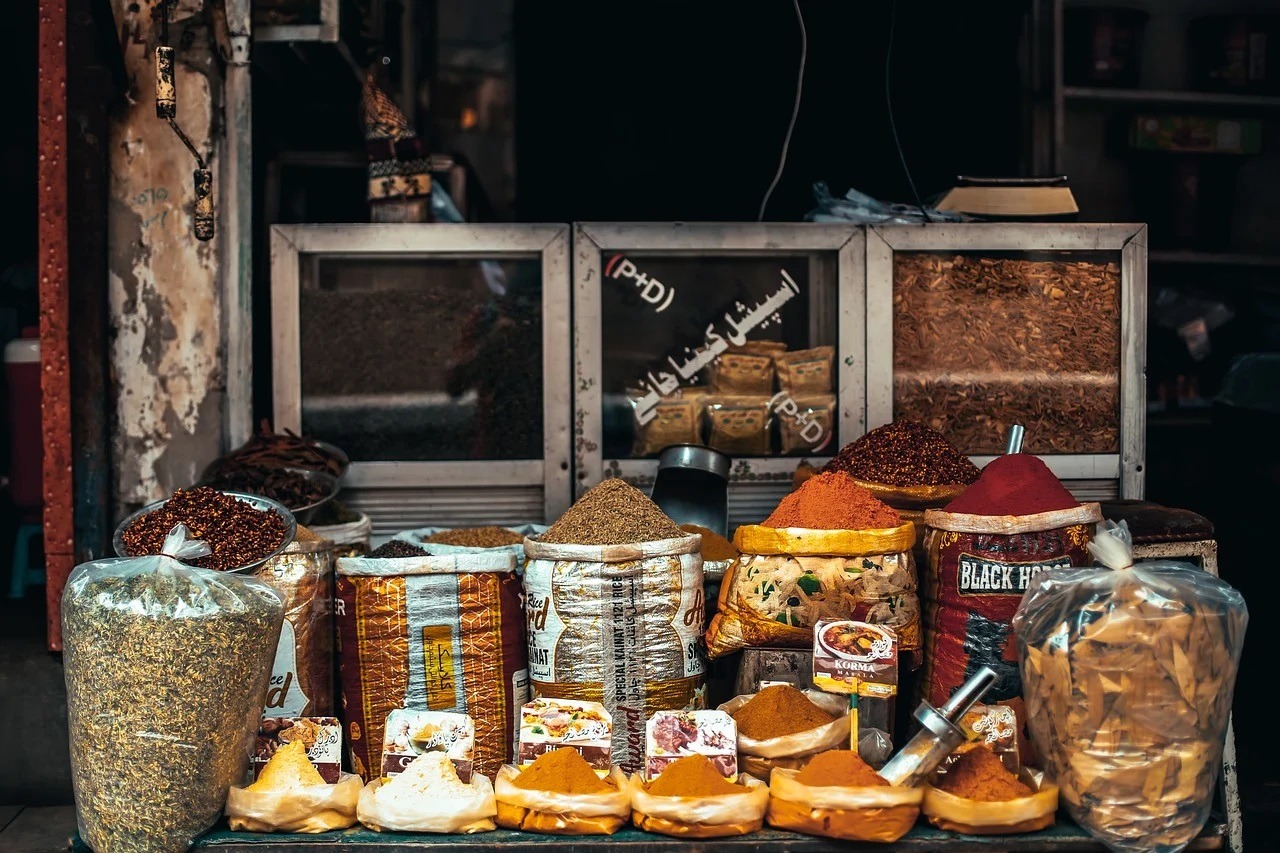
left=381, top=709, right=475, bottom=782
left=518, top=698, right=612, bottom=776
left=960, top=703, right=1020, bottom=772
left=253, top=717, right=342, bottom=784
left=812, top=620, right=899, bottom=696
left=645, top=710, right=737, bottom=782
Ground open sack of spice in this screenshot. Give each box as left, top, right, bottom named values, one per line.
left=718, top=684, right=850, bottom=778
left=629, top=755, right=770, bottom=838
left=494, top=748, right=632, bottom=835
left=1013, top=520, right=1247, bottom=853
left=358, top=752, right=497, bottom=834
left=706, top=471, right=919, bottom=661
left=922, top=744, right=1059, bottom=836
left=767, top=750, right=924, bottom=843
left=63, top=525, right=285, bottom=853
left=225, top=741, right=362, bottom=833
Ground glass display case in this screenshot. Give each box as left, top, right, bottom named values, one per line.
left=865, top=224, right=1147, bottom=499
left=573, top=223, right=865, bottom=526
left=270, top=224, right=572, bottom=533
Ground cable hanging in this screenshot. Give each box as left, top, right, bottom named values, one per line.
left=155, top=0, right=214, bottom=241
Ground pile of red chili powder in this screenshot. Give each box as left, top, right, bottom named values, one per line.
left=764, top=471, right=902, bottom=530
left=944, top=453, right=1079, bottom=516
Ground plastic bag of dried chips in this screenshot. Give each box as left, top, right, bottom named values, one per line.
left=1013, top=520, right=1247, bottom=853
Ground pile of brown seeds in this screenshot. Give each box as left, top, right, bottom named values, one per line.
left=540, top=479, right=684, bottom=545
left=64, top=568, right=283, bottom=852
left=424, top=526, right=525, bottom=548
left=368, top=540, right=431, bottom=558
left=121, top=487, right=289, bottom=571
left=825, top=420, right=980, bottom=486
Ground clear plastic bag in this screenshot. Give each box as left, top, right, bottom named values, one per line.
left=1013, top=521, right=1247, bottom=853
left=63, top=525, right=284, bottom=853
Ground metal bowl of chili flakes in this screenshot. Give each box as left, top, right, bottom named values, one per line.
left=113, top=489, right=297, bottom=573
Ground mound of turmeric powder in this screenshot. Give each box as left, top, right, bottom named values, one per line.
left=512, top=747, right=614, bottom=795
left=935, top=745, right=1032, bottom=802
left=646, top=755, right=741, bottom=797
left=795, top=750, right=888, bottom=788
left=732, top=684, right=836, bottom=740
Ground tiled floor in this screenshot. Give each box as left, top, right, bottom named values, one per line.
left=0, top=806, right=76, bottom=853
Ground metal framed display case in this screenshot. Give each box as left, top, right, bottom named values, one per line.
left=866, top=223, right=1147, bottom=500
left=270, top=224, right=572, bottom=535
left=573, top=223, right=865, bottom=527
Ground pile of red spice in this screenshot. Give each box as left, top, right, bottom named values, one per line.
left=944, top=454, right=1079, bottom=516
left=825, top=420, right=979, bottom=487
left=764, top=471, right=901, bottom=530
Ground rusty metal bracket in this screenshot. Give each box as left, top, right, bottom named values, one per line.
left=155, top=0, right=214, bottom=241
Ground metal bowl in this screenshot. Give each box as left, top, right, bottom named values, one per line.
left=306, top=439, right=350, bottom=479
left=283, top=467, right=341, bottom=525
left=112, top=490, right=298, bottom=574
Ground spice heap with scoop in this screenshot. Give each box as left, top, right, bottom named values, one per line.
left=825, top=419, right=980, bottom=489
left=766, top=749, right=924, bottom=843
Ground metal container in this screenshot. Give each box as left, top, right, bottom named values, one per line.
left=650, top=444, right=730, bottom=537
left=113, top=490, right=297, bottom=573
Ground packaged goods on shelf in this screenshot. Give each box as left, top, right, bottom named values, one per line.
left=254, top=533, right=335, bottom=717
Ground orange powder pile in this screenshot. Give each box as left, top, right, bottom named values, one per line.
left=936, top=745, right=1033, bottom=801
left=646, top=755, right=740, bottom=797
left=511, top=747, right=613, bottom=794
left=764, top=471, right=901, bottom=530
left=731, top=684, right=836, bottom=740
left=796, top=750, right=888, bottom=787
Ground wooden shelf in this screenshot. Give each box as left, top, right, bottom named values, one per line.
left=1149, top=251, right=1280, bottom=268
left=1064, top=86, right=1280, bottom=110
left=68, top=821, right=1227, bottom=852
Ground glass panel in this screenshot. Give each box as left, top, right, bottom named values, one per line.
left=600, top=253, right=838, bottom=460
left=299, top=256, right=543, bottom=461
left=892, top=250, right=1121, bottom=455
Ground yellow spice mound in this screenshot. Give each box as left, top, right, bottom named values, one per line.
left=246, top=740, right=323, bottom=791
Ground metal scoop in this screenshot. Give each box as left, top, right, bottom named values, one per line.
left=877, top=666, right=998, bottom=787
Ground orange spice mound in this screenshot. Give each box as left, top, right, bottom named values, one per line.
left=646, top=755, right=741, bottom=797
left=763, top=471, right=901, bottom=530
left=936, top=745, right=1033, bottom=802
left=796, top=750, right=888, bottom=787
left=731, top=684, right=836, bottom=740
left=511, top=747, right=613, bottom=795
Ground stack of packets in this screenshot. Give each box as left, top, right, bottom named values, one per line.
left=357, top=710, right=496, bottom=833
left=226, top=716, right=360, bottom=833
left=812, top=619, right=898, bottom=766
left=630, top=342, right=836, bottom=458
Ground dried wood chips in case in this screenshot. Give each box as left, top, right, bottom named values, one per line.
left=711, top=352, right=776, bottom=396
left=706, top=397, right=772, bottom=455
left=776, top=346, right=834, bottom=396
left=335, top=552, right=528, bottom=781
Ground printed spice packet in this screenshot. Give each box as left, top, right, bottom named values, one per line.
left=812, top=620, right=898, bottom=762
left=252, top=717, right=342, bottom=784
left=519, top=697, right=613, bottom=776
left=960, top=703, right=1021, bottom=772
left=645, top=710, right=738, bottom=782
left=381, top=709, right=476, bottom=782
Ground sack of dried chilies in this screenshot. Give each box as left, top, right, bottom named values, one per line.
left=63, top=525, right=284, bottom=853
left=1013, top=520, right=1247, bottom=853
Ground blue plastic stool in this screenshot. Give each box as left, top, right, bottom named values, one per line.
left=8, top=523, right=44, bottom=599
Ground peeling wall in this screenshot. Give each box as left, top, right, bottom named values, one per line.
left=109, top=0, right=224, bottom=508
